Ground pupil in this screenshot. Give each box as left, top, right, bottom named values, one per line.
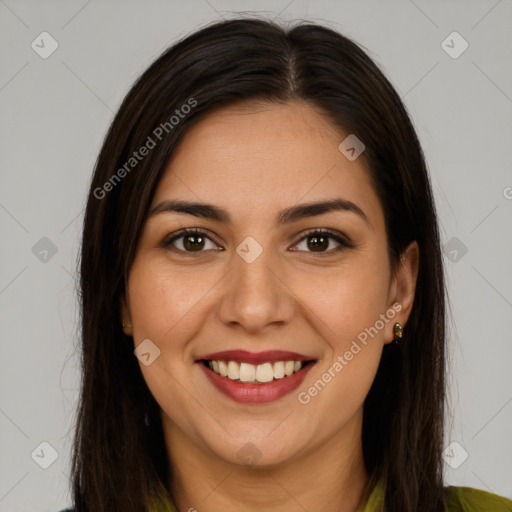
left=184, top=234, right=204, bottom=251
left=308, top=235, right=328, bottom=252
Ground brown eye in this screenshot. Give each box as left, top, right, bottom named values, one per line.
left=291, top=229, right=354, bottom=255
left=305, top=234, right=330, bottom=252
left=162, top=228, right=354, bottom=256
left=162, top=229, right=219, bottom=254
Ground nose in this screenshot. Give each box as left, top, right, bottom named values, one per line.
left=216, top=243, right=295, bottom=334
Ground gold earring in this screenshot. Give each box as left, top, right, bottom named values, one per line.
left=393, top=322, right=403, bottom=344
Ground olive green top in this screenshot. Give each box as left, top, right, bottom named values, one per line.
left=356, top=480, right=512, bottom=512
left=151, top=479, right=512, bottom=511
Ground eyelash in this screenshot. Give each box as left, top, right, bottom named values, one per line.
left=161, top=227, right=355, bottom=257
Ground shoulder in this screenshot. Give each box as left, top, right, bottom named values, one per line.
left=444, top=485, right=512, bottom=511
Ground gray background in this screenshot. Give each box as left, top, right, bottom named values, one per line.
left=1, top=1, right=511, bottom=510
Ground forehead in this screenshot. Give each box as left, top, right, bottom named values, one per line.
left=151, top=100, right=384, bottom=230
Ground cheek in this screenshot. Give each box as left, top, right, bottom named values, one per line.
left=127, top=258, right=215, bottom=343
left=293, top=252, right=389, bottom=410
left=294, top=254, right=390, bottom=348
left=127, top=259, right=209, bottom=428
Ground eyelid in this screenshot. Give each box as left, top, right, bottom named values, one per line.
left=160, top=227, right=221, bottom=251
left=296, top=227, right=353, bottom=245
left=292, top=228, right=355, bottom=254
left=161, top=227, right=355, bottom=254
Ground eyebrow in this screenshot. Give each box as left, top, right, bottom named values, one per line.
left=148, top=198, right=372, bottom=230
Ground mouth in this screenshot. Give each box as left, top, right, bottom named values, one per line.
left=201, top=359, right=314, bottom=383
left=197, top=350, right=316, bottom=403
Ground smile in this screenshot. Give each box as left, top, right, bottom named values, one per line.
left=197, top=350, right=316, bottom=403
left=205, top=359, right=307, bottom=383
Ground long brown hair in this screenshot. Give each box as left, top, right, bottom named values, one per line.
left=73, top=17, right=447, bottom=511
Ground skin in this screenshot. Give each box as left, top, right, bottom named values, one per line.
left=121, top=99, right=419, bottom=512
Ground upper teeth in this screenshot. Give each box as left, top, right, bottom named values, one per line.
left=208, top=360, right=304, bottom=383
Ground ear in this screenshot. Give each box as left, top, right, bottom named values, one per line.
left=385, top=240, right=419, bottom=344
left=120, top=293, right=133, bottom=336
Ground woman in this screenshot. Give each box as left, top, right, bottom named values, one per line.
left=63, top=17, right=512, bottom=512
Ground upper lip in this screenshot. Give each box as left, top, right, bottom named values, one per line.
left=197, top=350, right=315, bottom=365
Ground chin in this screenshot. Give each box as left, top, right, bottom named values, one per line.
left=201, top=429, right=310, bottom=469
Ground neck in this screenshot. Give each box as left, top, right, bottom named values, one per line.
left=164, top=410, right=369, bottom=512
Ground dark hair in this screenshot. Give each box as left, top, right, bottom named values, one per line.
left=73, top=17, right=447, bottom=512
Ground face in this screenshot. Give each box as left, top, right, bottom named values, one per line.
left=121, top=99, right=418, bottom=469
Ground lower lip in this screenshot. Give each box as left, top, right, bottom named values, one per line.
left=199, top=362, right=314, bottom=403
